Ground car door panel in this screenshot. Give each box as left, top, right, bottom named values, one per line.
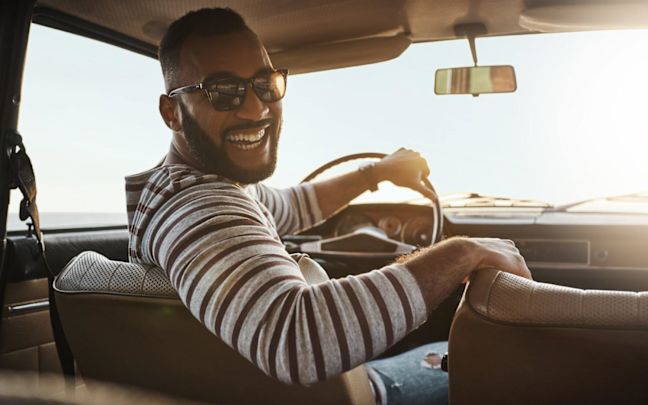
left=0, top=227, right=128, bottom=381
left=0, top=277, right=58, bottom=373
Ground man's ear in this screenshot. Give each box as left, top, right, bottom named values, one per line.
left=159, top=94, right=182, bottom=131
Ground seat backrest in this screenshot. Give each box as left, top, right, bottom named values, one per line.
left=448, top=269, right=648, bottom=405
left=53, top=252, right=374, bottom=405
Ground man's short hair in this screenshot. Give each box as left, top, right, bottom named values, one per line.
left=159, top=8, right=252, bottom=90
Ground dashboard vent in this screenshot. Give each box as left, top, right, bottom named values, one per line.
left=514, top=239, right=590, bottom=265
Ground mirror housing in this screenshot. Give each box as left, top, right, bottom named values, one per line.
left=435, top=65, right=517, bottom=95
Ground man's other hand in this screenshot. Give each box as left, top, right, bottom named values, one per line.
left=374, top=147, right=436, bottom=200
left=466, top=237, right=532, bottom=280
left=398, top=237, right=532, bottom=311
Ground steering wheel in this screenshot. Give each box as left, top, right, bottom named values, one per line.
left=298, top=152, right=444, bottom=257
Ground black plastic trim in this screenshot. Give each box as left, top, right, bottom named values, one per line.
left=0, top=0, right=38, bottom=333
left=6, top=224, right=127, bottom=238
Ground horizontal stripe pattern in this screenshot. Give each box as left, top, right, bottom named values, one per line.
left=125, top=164, right=427, bottom=384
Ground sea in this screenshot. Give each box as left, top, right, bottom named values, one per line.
left=6, top=212, right=127, bottom=233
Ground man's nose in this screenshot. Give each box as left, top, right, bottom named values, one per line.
left=235, top=85, right=270, bottom=120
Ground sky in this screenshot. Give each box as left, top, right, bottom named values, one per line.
left=9, top=25, right=648, bottom=222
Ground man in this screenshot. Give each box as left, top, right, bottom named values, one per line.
left=125, top=8, right=531, bottom=404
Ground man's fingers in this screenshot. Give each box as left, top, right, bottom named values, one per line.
left=382, top=149, right=433, bottom=192
left=411, top=181, right=437, bottom=201
left=512, top=260, right=533, bottom=280
left=498, top=252, right=533, bottom=280
left=420, top=160, right=431, bottom=178
left=471, top=237, right=533, bottom=281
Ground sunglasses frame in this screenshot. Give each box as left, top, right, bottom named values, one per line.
left=167, top=68, right=288, bottom=111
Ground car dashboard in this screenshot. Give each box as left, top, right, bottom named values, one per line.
left=299, top=202, right=648, bottom=291
left=306, top=203, right=436, bottom=246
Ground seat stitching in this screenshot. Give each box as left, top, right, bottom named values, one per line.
left=77, top=259, right=98, bottom=289
left=108, top=262, right=121, bottom=292
left=527, top=282, right=536, bottom=323
left=485, top=271, right=502, bottom=318
left=140, top=267, right=149, bottom=294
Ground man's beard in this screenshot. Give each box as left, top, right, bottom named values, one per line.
left=179, top=103, right=279, bottom=184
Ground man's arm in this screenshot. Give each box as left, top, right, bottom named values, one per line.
left=397, top=237, right=532, bottom=312
left=143, top=181, right=428, bottom=384
left=254, top=148, right=430, bottom=236
left=139, top=173, right=531, bottom=386
left=253, top=182, right=324, bottom=236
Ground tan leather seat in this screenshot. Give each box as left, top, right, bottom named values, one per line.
left=448, top=269, right=648, bottom=405
left=53, top=252, right=374, bottom=405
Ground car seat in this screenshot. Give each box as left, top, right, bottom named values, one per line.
left=53, top=251, right=375, bottom=405
left=448, top=268, right=648, bottom=404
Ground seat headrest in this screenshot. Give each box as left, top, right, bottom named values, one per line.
left=54, top=251, right=177, bottom=298
left=467, top=268, right=648, bottom=329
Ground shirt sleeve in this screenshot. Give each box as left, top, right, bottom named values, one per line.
left=253, top=183, right=325, bottom=236
left=139, top=179, right=428, bottom=385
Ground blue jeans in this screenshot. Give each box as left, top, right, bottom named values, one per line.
left=366, top=341, right=449, bottom=405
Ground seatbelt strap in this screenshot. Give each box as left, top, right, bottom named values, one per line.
left=6, top=130, right=76, bottom=380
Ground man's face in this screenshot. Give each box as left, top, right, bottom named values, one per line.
left=174, top=30, right=282, bottom=183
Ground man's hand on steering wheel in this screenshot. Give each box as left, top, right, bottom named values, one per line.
left=304, top=149, right=444, bottom=247
left=373, top=148, right=436, bottom=200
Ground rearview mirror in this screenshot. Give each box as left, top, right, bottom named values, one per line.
left=435, top=65, right=517, bottom=95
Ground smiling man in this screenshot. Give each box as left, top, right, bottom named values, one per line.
left=125, top=8, right=530, bottom=405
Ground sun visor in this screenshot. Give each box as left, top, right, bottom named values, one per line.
left=520, top=3, right=648, bottom=33
left=270, top=35, right=411, bottom=75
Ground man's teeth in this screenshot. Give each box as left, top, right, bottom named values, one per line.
left=233, top=141, right=262, bottom=150
left=226, top=129, right=265, bottom=144
left=225, top=129, right=266, bottom=151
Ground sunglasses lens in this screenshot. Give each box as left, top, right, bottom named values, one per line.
left=253, top=71, right=287, bottom=102
left=205, top=80, right=246, bottom=111
left=203, top=71, right=287, bottom=110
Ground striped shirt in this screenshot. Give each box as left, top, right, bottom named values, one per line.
left=125, top=163, right=428, bottom=385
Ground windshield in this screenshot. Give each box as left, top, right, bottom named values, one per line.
left=10, top=27, right=648, bottom=231
left=270, top=29, right=648, bottom=206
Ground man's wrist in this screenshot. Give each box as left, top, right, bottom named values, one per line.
left=415, top=238, right=480, bottom=278
left=453, top=237, right=484, bottom=269
left=370, top=161, right=389, bottom=183
left=358, top=163, right=380, bottom=192
left=398, top=237, right=476, bottom=312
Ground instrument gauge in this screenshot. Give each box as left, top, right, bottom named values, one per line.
left=378, top=216, right=402, bottom=239
left=401, top=217, right=435, bottom=246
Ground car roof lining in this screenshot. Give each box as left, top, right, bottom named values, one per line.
left=32, top=0, right=648, bottom=74
left=33, top=0, right=535, bottom=73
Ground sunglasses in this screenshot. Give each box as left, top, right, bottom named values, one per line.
left=167, top=69, right=288, bottom=111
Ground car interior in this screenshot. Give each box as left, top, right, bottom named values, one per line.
left=2, top=0, right=648, bottom=404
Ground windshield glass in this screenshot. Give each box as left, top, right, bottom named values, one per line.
left=10, top=27, right=648, bottom=231
left=270, top=29, right=648, bottom=206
